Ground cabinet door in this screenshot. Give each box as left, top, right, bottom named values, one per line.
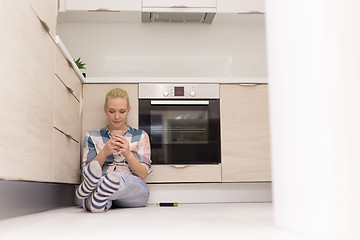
left=53, top=129, right=80, bottom=184
left=220, top=84, right=271, bottom=182
left=65, top=0, right=141, bottom=11
left=29, top=0, right=58, bottom=40
left=0, top=0, right=55, bottom=181
left=82, top=84, right=138, bottom=141
left=217, top=0, right=264, bottom=13
left=55, top=47, right=82, bottom=101
left=54, top=76, right=81, bottom=142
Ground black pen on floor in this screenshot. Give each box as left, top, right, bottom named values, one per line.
left=159, top=202, right=178, bottom=207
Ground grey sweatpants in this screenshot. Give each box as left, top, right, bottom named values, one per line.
left=76, top=171, right=150, bottom=212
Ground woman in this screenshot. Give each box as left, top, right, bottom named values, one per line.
left=76, top=88, right=151, bottom=213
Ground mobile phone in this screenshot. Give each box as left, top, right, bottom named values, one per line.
left=112, top=130, right=123, bottom=137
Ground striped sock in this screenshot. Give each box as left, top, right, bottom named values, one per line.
left=76, top=161, right=102, bottom=199
left=90, top=172, right=121, bottom=213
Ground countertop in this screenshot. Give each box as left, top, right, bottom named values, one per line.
left=84, top=77, right=268, bottom=84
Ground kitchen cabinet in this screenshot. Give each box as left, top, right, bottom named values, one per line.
left=29, top=0, right=58, bottom=40
left=53, top=128, right=80, bottom=183
left=220, top=84, right=271, bottom=182
left=63, top=0, right=141, bottom=11
left=145, top=165, right=221, bottom=183
left=0, top=0, right=55, bottom=181
left=0, top=0, right=81, bottom=184
left=54, top=74, right=81, bottom=143
left=53, top=74, right=81, bottom=184
left=82, top=84, right=138, bottom=141
left=216, top=0, right=265, bottom=13
left=54, top=45, right=83, bottom=184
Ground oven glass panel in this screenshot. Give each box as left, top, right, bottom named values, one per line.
left=139, top=100, right=220, bottom=165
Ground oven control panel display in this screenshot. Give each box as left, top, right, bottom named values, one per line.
left=139, top=83, right=219, bottom=99
left=174, top=87, right=184, bottom=96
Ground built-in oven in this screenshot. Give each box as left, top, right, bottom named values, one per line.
left=139, top=84, right=221, bottom=183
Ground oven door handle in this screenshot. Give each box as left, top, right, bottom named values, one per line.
left=150, top=100, right=209, bottom=105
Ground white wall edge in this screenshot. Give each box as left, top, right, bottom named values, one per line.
left=147, top=182, right=272, bottom=204
left=83, top=77, right=268, bottom=84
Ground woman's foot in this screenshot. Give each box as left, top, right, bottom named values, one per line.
left=76, top=161, right=102, bottom=199
left=90, top=172, right=121, bottom=213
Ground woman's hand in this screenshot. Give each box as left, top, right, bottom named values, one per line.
left=101, top=137, right=122, bottom=157
left=113, top=136, right=131, bottom=159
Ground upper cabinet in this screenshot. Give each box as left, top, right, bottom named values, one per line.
left=142, top=0, right=216, bottom=8
left=214, top=0, right=264, bottom=23
left=58, top=0, right=264, bottom=23
left=58, top=0, right=141, bottom=23
left=216, top=0, right=264, bottom=13
left=60, top=0, right=264, bottom=13
left=61, top=0, right=141, bottom=11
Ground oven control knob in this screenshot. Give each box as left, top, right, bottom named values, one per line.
left=163, top=91, right=169, bottom=97
left=190, top=91, right=196, bottom=97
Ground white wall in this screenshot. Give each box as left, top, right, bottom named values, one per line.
left=56, top=22, right=266, bottom=78
left=266, top=0, right=360, bottom=239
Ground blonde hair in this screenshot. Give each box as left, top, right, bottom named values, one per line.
left=104, top=88, right=130, bottom=108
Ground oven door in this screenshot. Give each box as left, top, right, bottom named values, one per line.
left=139, top=99, right=221, bottom=165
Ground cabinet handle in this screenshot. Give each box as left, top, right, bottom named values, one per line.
left=54, top=127, right=79, bottom=143
left=239, top=83, right=258, bottom=87
left=29, top=4, right=50, bottom=33
left=170, top=5, right=189, bottom=8
left=151, top=100, right=209, bottom=105
left=65, top=133, right=75, bottom=141
left=237, top=11, right=264, bottom=15
left=171, top=165, right=190, bottom=169
left=88, top=8, right=120, bottom=12
left=66, top=86, right=74, bottom=94
left=38, top=17, right=50, bottom=33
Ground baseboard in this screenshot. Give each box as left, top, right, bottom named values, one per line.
left=0, top=180, right=75, bottom=220
left=0, top=180, right=271, bottom=219
left=147, top=182, right=272, bottom=204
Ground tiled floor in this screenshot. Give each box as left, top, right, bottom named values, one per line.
left=0, top=203, right=315, bottom=240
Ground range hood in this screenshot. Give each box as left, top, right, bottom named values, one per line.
left=141, top=0, right=216, bottom=23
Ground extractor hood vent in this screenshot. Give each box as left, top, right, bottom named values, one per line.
left=142, top=12, right=215, bottom=23
left=142, top=0, right=216, bottom=24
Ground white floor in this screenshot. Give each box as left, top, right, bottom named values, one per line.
left=0, top=203, right=316, bottom=240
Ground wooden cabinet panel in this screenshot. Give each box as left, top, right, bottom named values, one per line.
left=0, top=0, right=55, bottom=181
left=54, top=76, right=81, bottom=142
left=82, top=84, right=138, bottom=141
left=55, top=47, right=82, bottom=101
left=65, top=0, right=141, bottom=11
left=29, top=0, right=58, bottom=39
left=220, top=84, right=271, bottom=182
left=217, top=0, right=264, bottom=13
left=53, top=129, right=80, bottom=184
left=142, top=0, right=216, bottom=8
left=145, top=165, right=221, bottom=183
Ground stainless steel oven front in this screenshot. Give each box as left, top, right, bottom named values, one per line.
left=139, top=84, right=221, bottom=166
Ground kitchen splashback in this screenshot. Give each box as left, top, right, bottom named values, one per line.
left=57, top=22, right=267, bottom=78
